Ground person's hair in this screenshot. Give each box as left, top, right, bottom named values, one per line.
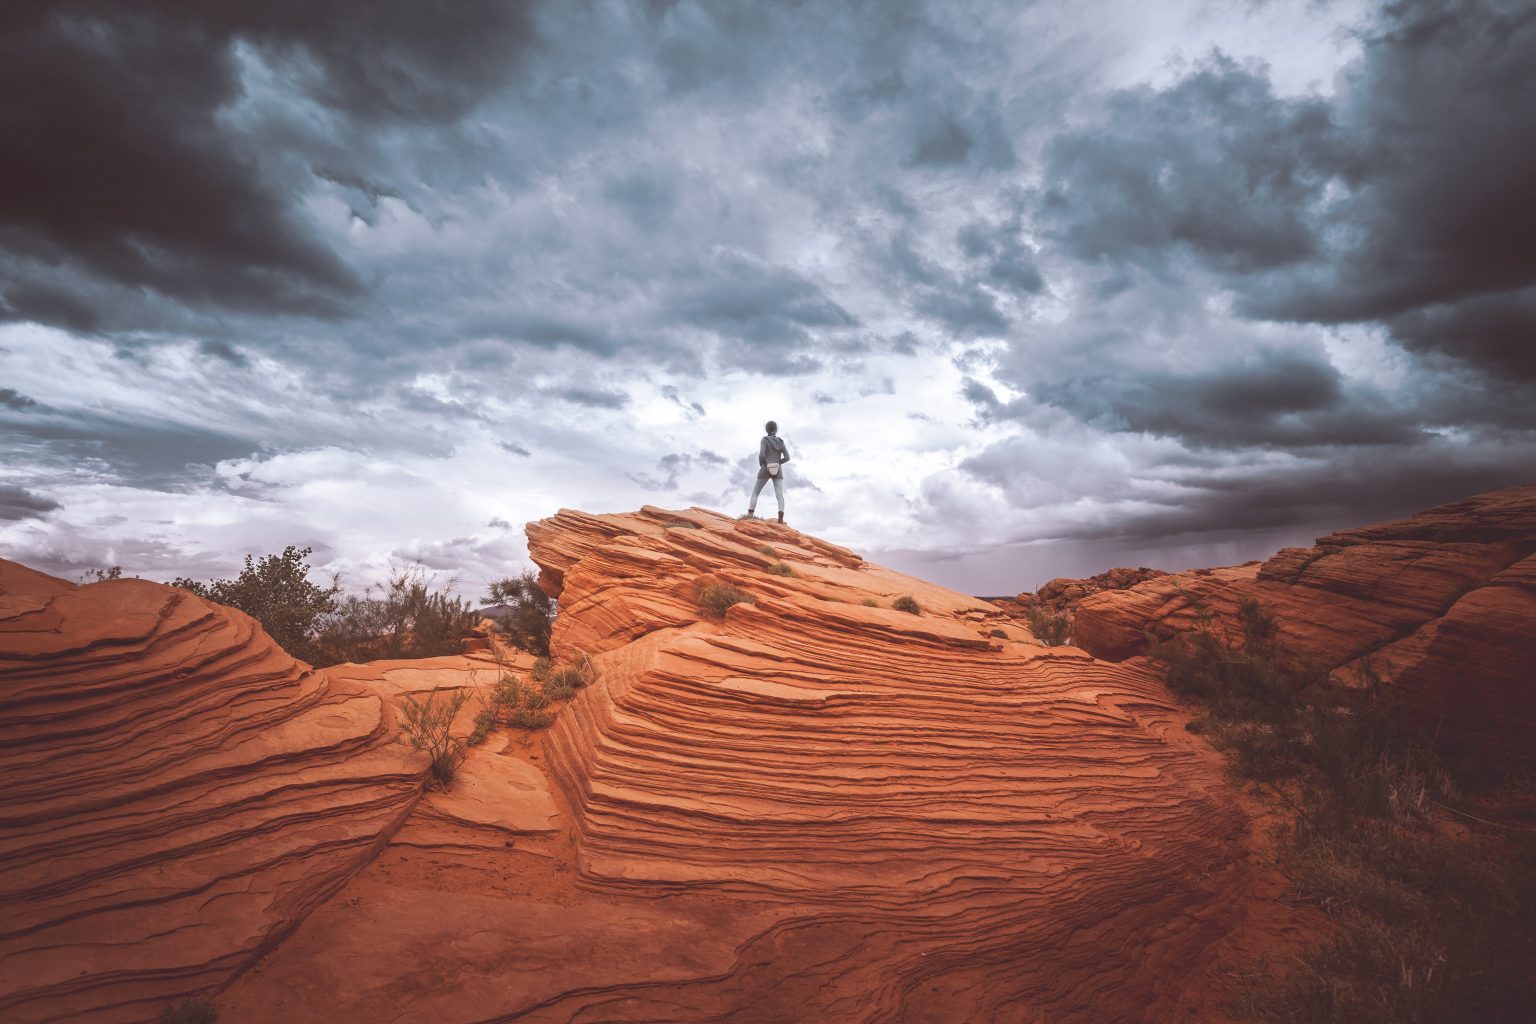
left=765, top=420, right=777, bottom=434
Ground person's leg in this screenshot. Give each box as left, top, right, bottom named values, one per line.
left=772, top=475, right=784, bottom=515
left=747, top=475, right=769, bottom=515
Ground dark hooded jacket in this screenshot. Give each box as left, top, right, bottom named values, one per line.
left=756, top=434, right=790, bottom=481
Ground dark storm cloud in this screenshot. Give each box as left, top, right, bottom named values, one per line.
left=1042, top=351, right=1423, bottom=449
left=665, top=250, right=859, bottom=345
left=880, top=235, right=1011, bottom=338
left=0, top=0, right=534, bottom=329
left=1037, top=54, right=1334, bottom=273
left=0, top=483, right=60, bottom=521
left=1247, top=0, right=1536, bottom=331
left=1053, top=451, right=1536, bottom=543
left=198, top=340, right=249, bottom=367
left=0, top=388, right=39, bottom=411
left=498, top=441, right=531, bottom=457
left=545, top=386, right=630, bottom=410
left=1035, top=0, right=1536, bottom=385
left=2, top=407, right=257, bottom=490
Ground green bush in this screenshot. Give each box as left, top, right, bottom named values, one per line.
left=697, top=581, right=754, bottom=619
left=398, top=687, right=470, bottom=788
left=509, top=708, right=553, bottom=730
left=485, top=570, right=553, bottom=657
left=158, top=998, right=218, bottom=1024
left=768, top=561, right=794, bottom=577
left=314, top=566, right=478, bottom=665
left=175, top=546, right=340, bottom=664
left=81, top=566, right=124, bottom=582
left=891, top=595, right=921, bottom=615
left=530, top=656, right=552, bottom=682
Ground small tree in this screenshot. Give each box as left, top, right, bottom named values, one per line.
left=175, top=546, right=340, bottom=664
left=485, top=570, right=553, bottom=656
left=398, top=687, right=471, bottom=787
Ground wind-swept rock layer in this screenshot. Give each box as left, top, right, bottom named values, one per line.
left=508, top=507, right=1254, bottom=1020
left=0, top=563, right=424, bottom=1024
left=1073, top=483, right=1536, bottom=763
left=6, top=509, right=1283, bottom=1023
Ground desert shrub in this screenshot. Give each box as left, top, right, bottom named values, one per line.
left=175, top=546, right=340, bottom=664
left=314, top=566, right=478, bottom=665
left=530, top=656, right=552, bottom=682
left=891, top=595, right=921, bottom=615
left=469, top=664, right=524, bottom=745
left=758, top=545, right=776, bottom=556
left=158, top=998, right=218, bottom=1024
left=768, top=561, right=794, bottom=577
left=861, top=597, right=879, bottom=607
left=485, top=570, right=553, bottom=657
left=1025, top=601, right=1069, bottom=646
left=1154, top=601, right=1536, bottom=1022
left=548, top=664, right=591, bottom=691
left=697, top=581, right=753, bottom=619
left=509, top=708, right=553, bottom=730
left=398, top=686, right=470, bottom=787
left=81, top=565, right=123, bottom=582
left=541, top=678, right=579, bottom=701
left=524, top=689, right=551, bottom=712
left=989, top=627, right=1008, bottom=639
left=664, top=520, right=700, bottom=529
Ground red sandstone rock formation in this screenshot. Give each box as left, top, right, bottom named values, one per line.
left=507, top=506, right=1256, bottom=1020
left=5, top=508, right=1294, bottom=1023
left=1026, top=566, right=1173, bottom=621
left=1073, top=483, right=1536, bottom=763
left=0, top=562, right=425, bottom=1023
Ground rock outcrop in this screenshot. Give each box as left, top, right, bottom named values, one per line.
left=1026, top=566, right=1173, bottom=622
left=0, top=562, right=424, bottom=1023
left=507, top=506, right=1256, bottom=1021
left=1073, top=483, right=1536, bottom=763
left=5, top=506, right=1301, bottom=1023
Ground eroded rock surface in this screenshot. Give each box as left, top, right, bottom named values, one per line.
left=1073, top=483, right=1536, bottom=762
left=0, top=562, right=424, bottom=1023
left=508, top=506, right=1255, bottom=1021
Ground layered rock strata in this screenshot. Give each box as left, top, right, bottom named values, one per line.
left=1073, top=483, right=1536, bottom=762
left=514, top=506, right=1254, bottom=1021
left=0, top=562, right=424, bottom=1023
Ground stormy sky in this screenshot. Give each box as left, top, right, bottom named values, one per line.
left=2, top=0, right=1533, bottom=596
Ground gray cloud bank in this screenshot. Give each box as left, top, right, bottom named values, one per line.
left=1, top=0, right=1533, bottom=592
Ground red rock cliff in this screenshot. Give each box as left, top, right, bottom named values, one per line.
left=1073, top=483, right=1536, bottom=763
left=0, top=562, right=423, bottom=1023
left=518, top=506, right=1259, bottom=1021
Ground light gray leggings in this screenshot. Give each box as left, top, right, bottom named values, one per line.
left=749, top=473, right=785, bottom=512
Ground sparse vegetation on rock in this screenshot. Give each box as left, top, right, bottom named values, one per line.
left=1025, top=601, right=1069, bottom=646
left=315, top=566, right=478, bottom=665
left=891, top=595, right=921, bottom=615
left=398, top=686, right=470, bottom=787
left=697, top=581, right=753, bottom=618
left=768, top=561, right=794, bottom=576
left=1154, top=599, right=1536, bottom=1022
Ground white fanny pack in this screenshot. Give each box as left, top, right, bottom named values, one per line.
left=767, top=463, right=780, bottom=476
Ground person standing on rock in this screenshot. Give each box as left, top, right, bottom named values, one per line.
left=746, top=420, right=790, bottom=523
